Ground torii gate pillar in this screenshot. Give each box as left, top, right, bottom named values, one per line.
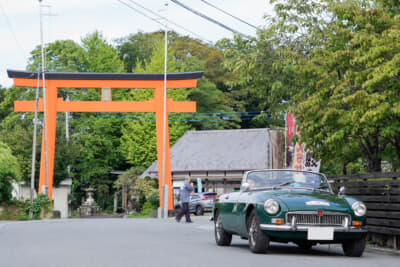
left=8, top=70, right=203, bottom=211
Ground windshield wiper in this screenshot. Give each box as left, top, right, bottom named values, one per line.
left=313, top=185, right=331, bottom=193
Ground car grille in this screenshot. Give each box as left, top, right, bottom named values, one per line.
left=286, top=211, right=350, bottom=226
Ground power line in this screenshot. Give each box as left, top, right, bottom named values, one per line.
left=88, top=110, right=283, bottom=123
left=91, top=116, right=280, bottom=122
left=200, top=0, right=257, bottom=30
left=0, top=2, right=25, bottom=58
left=126, top=0, right=212, bottom=44
left=171, top=0, right=250, bottom=38
left=99, top=110, right=271, bottom=115
left=118, top=0, right=169, bottom=30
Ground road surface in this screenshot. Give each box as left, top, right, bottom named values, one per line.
left=0, top=216, right=398, bottom=267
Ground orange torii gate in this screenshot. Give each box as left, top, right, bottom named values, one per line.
left=7, top=69, right=203, bottom=210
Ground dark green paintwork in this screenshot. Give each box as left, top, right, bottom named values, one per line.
left=214, top=188, right=366, bottom=242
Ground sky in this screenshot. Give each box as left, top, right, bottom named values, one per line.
left=0, top=0, right=273, bottom=88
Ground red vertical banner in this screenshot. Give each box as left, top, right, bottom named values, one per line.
left=292, top=125, right=305, bottom=170
left=286, top=113, right=295, bottom=168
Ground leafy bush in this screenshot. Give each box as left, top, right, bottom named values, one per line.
left=141, top=202, right=153, bottom=214
left=24, top=194, right=53, bottom=219
left=147, top=192, right=159, bottom=209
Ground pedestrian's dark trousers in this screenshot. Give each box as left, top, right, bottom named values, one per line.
left=176, top=202, right=191, bottom=222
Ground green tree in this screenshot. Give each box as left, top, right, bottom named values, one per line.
left=0, top=86, right=39, bottom=183
left=224, top=0, right=400, bottom=172
left=81, top=31, right=124, bottom=73
left=0, top=86, right=8, bottom=122
left=27, top=40, right=86, bottom=72
left=187, top=78, right=241, bottom=130
left=0, top=142, right=20, bottom=203
left=283, top=0, right=400, bottom=172
left=116, top=31, right=163, bottom=72
left=117, top=31, right=241, bottom=130
left=119, top=40, right=191, bottom=168
left=114, top=166, right=145, bottom=210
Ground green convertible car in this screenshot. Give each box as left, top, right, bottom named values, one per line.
left=213, top=169, right=368, bottom=256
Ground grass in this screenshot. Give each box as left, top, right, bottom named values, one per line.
left=0, top=203, right=25, bottom=220
left=127, top=209, right=151, bottom=218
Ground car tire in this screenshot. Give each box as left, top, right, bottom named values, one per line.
left=214, top=210, right=232, bottom=246
left=195, top=205, right=204, bottom=216
left=342, top=237, right=366, bottom=257
left=247, top=209, right=269, bottom=253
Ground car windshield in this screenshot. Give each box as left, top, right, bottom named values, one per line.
left=245, top=170, right=331, bottom=192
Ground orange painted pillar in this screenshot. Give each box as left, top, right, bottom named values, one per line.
left=38, top=81, right=58, bottom=199
left=155, top=87, right=173, bottom=210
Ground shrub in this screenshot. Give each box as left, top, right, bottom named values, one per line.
left=141, top=202, right=153, bottom=214
left=147, top=192, right=159, bottom=209
left=24, top=194, right=53, bottom=219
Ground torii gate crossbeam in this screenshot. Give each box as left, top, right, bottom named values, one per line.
left=7, top=69, right=203, bottom=210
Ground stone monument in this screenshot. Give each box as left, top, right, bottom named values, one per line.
left=78, top=186, right=101, bottom=217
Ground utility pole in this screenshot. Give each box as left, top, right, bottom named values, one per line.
left=29, top=66, right=41, bottom=218
left=161, top=1, right=169, bottom=219
left=39, top=0, right=48, bottom=195
left=66, top=94, right=71, bottom=175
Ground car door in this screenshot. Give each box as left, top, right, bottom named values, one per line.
left=189, top=195, right=200, bottom=212
left=219, top=192, right=241, bottom=232
left=234, top=191, right=252, bottom=236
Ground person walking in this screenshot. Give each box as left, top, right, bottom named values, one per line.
left=175, top=177, right=194, bottom=223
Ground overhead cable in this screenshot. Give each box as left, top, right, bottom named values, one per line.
left=0, top=3, right=25, bottom=58
left=171, top=0, right=250, bottom=38
left=118, top=0, right=172, bottom=30
left=126, top=0, right=212, bottom=44
left=200, top=0, right=257, bottom=30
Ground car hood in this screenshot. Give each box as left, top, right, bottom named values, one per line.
left=270, top=190, right=350, bottom=212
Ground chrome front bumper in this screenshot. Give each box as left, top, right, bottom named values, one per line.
left=260, top=224, right=367, bottom=233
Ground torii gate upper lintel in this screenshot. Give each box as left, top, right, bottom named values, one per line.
left=7, top=69, right=203, bottom=210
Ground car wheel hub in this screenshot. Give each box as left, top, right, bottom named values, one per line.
left=216, top=217, right=222, bottom=239
left=249, top=219, right=258, bottom=245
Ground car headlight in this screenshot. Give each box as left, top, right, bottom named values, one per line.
left=264, top=199, right=280, bottom=215
left=352, top=201, right=367, bottom=217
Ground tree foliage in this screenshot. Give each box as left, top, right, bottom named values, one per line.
left=0, top=142, right=20, bottom=203
left=224, top=0, right=400, bottom=172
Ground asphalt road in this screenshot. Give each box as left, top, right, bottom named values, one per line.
left=0, top=216, right=398, bottom=267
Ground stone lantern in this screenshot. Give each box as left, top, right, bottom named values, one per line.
left=77, top=186, right=101, bottom=217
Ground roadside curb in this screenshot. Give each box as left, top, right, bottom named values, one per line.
left=366, top=246, right=400, bottom=256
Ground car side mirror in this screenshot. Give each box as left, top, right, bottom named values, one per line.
left=338, top=186, right=346, bottom=196
left=241, top=182, right=250, bottom=192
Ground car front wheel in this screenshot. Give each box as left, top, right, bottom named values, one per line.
left=248, top=209, right=269, bottom=253
left=342, top=237, right=366, bottom=257
left=214, top=210, right=232, bottom=246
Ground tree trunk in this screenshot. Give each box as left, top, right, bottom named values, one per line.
left=359, top=136, right=383, bottom=173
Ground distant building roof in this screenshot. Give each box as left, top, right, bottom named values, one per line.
left=142, top=128, right=282, bottom=178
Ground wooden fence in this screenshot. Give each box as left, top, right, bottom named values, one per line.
left=328, top=172, right=400, bottom=240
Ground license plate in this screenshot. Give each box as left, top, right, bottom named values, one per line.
left=307, top=227, right=334, bottom=240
